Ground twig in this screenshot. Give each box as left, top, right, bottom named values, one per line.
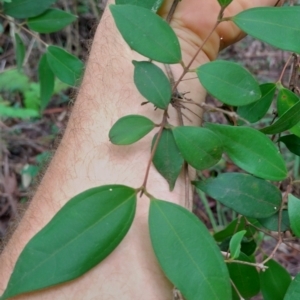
left=230, top=279, right=245, bottom=300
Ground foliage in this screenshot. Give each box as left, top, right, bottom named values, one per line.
left=1, top=0, right=300, bottom=299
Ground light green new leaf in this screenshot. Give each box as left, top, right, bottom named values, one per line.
left=4, top=0, right=57, bottom=18
left=15, top=34, right=25, bottom=71
left=258, top=210, right=290, bottom=232
left=172, top=126, right=223, bottom=170
left=38, top=54, right=55, bottom=111
left=0, top=104, right=39, bottom=119
left=279, top=135, right=300, bottom=156
left=227, top=253, right=260, bottom=299
left=196, top=60, right=261, bottom=106
left=288, top=194, right=300, bottom=237
left=109, top=114, right=155, bottom=145
left=116, top=0, right=163, bottom=12
left=229, top=230, right=246, bottom=259
left=284, top=273, right=300, bottom=300
left=110, top=5, right=181, bottom=63
left=232, top=7, right=300, bottom=54
left=152, top=129, right=184, bottom=191
left=46, top=46, right=83, bottom=86
left=0, top=185, right=136, bottom=300
left=194, top=173, right=282, bottom=218
left=149, top=199, right=231, bottom=300
left=206, top=123, right=287, bottom=181
left=28, top=9, right=77, bottom=33
left=237, top=83, right=276, bottom=123
left=133, top=61, right=172, bottom=109
left=260, top=259, right=292, bottom=300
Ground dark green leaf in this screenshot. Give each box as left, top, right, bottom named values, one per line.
left=172, top=126, right=222, bottom=170
left=15, top=34, right=25, bottom=71
left=149, top=199, right=231, bottom=300
left=110, top=4, right=181, bottom=63
left=288, top=194, right=300, bottom=237
left=133, top=61, right=172, bottom=109
left=196, top=60, right=261, bottom=106
left=237, top=83, right=276, bottom=123
left=206, top=123, right=287, bottom=181
left=194, top=173, right=282, bottom=218
left=228, top=253, right=260, bottom=298
left=38, top=54, right=54, bottom=111
left=279, top=135, right=300, bottom=156
left=152, top=129, right=184, bottom=190
left=4, top=0, right=57, bottom=18
left=240, top=239, right=257, bottom=256
left=0, top=185, right=136, bottom=300
left=229, top=230, right=246, bottom=259
left=27, top=9, right=77, bottom=33
left=260, top=259, right=291, bottom=300
left=284, top=272, right=300, bottom=300
left=232, top=7, right=300, bottom=54
left=46, top=46, right=83, bottom=86
left=218, top=0, right=233, bottom=8
left=116, top=0, right=163, bottom=12
left=109, top=114, right=155, bottom=145
left=258, top=210, right=290, bottom=232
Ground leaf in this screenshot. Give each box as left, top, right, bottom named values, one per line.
left=284, top=273, right=300, bottom=300
left=288, top=194, right=300, bottom=237
left=206, top=123, right=287, bottom=181
left=218, top=0, right=233, bottom=8
left=237, top=83, right=276, bottom=123
left=149, top=199, right=231, bottom=300
left=115, top=0, right=164, bottom=12
left=232, top=7, right=300, bottom=54
left=260, top=259, right=291, bottom=300
left=38, top=54, right=55, bottom=111
left=3, top=0, right=57, bottom=18
left=277, top=88, right=300, bottom=137
left=15, top=34, right=25, bottom=71
left=0, top=185, right=136, bottom=300
left=110, top=4, right=181, bottom=64
left=109, top=114, right=155, bottom=145
left=133, top=61, right=172, bottom=109
left=152, top=129, right=184, bottom=190
left=27, top=9, right=77, bottom=33
left=258, top=210, right=290, bottom=232
left=196, top=60, right=261, bottom=106
left=172, top=126, right=222, bottom=170
left=229, top=230, right=246, bottom=259
left=46, top=46, right=83, bottom=86
left=227, top=253, right=260, bottom=299
left=194, top=173, right=282, bottom=218
left=279, top=135, right=300, bottom=156
left=0, top=104, right=39, bottom=119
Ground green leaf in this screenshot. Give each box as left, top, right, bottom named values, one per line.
left=152, top=129, right=184, bottom=190
left=284, top=273, right=300, bottom=300
left=4, top=0, right=57, bottom=18
left=0, top=185, right=136, bottom=300
left=260, top=259, right=292, bottom=300
left=110, top=4, right=181, bottom=63
left=0, top=104, right=39, bottom=119
left=116, top=0, right=164, bottom=12
left=194, top=173, right=282, bottom=218
left=237, top=83, right=276, bottom=123
left=258, top=210, right=290, bottom=232
left=149, top=199, right=231, bottom=300
left=218, top=0, right=233, bottom=8
left=227, top=253, right=260, bottom=299
left=109, top=114, right=155, bottom=145
left=229, top=230, right=246, bottom=259
left=27, top=9, right=77, bottom=33
left=196, top=60, right=261, bottom=106
left=279, top=135, right=300, bottom=156
left=15, top=34, right=25, bottom=71
left=288, top=194, right=300, bottom=237
left=38, top=54, right=55, bottom=111
left=232, top=7, right=300, bottom=54
left=133, top=61, right=172, bottom=109
left=46, top=46, right=83, bottom=86
left=277, top=88, right=300, bottom=137
left=206, top=123, right=287, bottom=181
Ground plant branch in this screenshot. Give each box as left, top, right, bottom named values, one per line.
left=278, top=54, right=293, bottom=83
left=224, top=256, right=268, bottom=271
left=230, top=279, right=245, bottom=300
